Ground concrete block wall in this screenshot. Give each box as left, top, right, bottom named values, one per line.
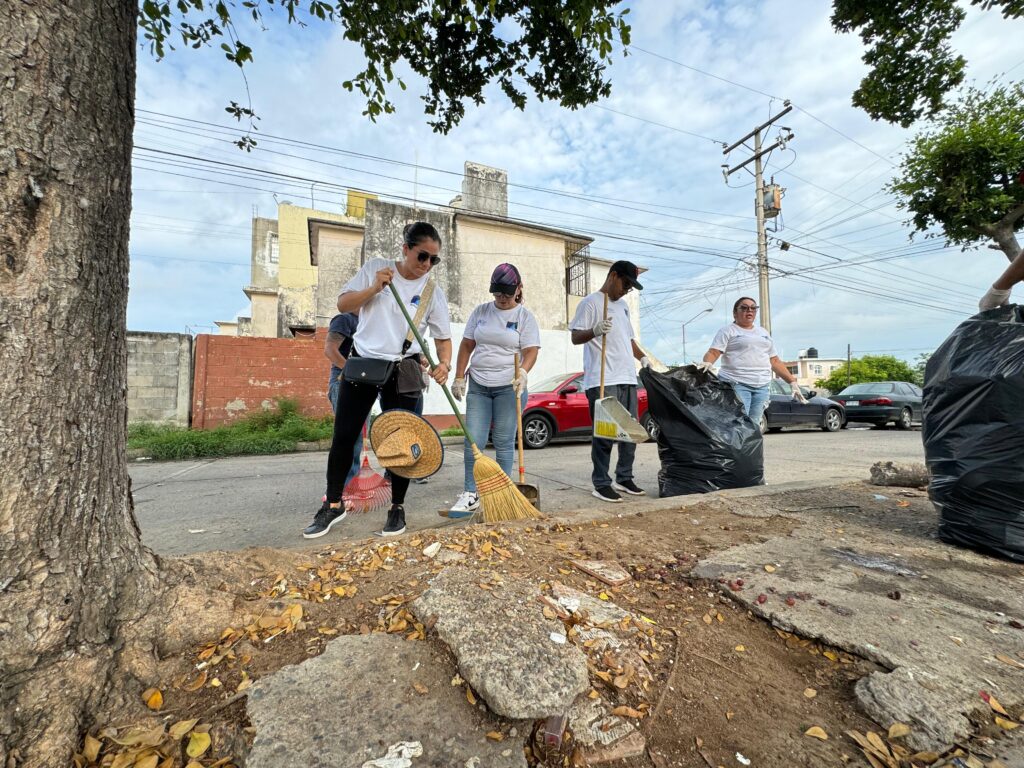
left=191, top=332, right=333, bottom=429
left=127, top=332, right=193, bottom=425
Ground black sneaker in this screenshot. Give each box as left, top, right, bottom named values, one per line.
left=592, top=486, right=622, bottom=503
left=303, top=502, right=347, bottom=539
left=379, top=504, right=406, bottom=537
left=613, top=480, right=647, bottom=496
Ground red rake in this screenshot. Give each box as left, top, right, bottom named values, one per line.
left=342, top=426, right=391, bottom=513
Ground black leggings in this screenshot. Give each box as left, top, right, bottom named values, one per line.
left=326, top=369, right=420, bottom=504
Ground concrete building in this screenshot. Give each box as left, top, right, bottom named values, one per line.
left=216, top=161, right=643, bottom=415
left=783, top=348, right=847, bottom=390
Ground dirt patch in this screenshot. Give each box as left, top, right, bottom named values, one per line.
left=76, top=488, right=1017, bottom=768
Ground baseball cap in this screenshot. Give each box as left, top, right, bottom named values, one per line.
left=610, top=260, right=643, bottom=290
left=489, top=263, right=522, bottom=296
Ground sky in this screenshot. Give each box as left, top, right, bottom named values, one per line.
left=129, top=0, right=1024, bottom=366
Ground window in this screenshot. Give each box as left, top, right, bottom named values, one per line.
left=267, top=231, right=279, bottom=264
left=787, top=365, right=798, bottom=375
left=812, top=364, right=822, bottom=375
left=771, top=379, right=788, bottom=395
left=566, top=242, right=590, bottom=297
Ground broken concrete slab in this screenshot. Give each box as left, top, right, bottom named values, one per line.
left=411, top=567, right=589, bottom=720
left=568, top=699, right=646, bottom=765
left=246, top=633, right=527, bottom=768
left=694, top=503, right=1024, bottom=753
left=543, top=582, right=632, bottom=625
left=570, top=559, right=632, bottom=586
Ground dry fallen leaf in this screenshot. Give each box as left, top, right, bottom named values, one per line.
left=169, top=719, right=199, bottom=740
left=804, top=726, right=828, bottom=741
left=183, top=670, right=208, bottom=692
left=995, top=653, right=1024, bottom=670
left=142, top=687, right=163, bottom=711
left=764, top=565, right=776, bottom=573
left=823, top=650, right=839, bottom=662
left=485, top=731, right=505, bottom=742
left=466, top=687, right=477, bottom=706
left=897, top=500, right=911, bottom=508
left=986, top=693, right=1010, bottom=717
left=909, top=752, right=939, bottom=765
left=887, top=722, right=911, bottom=739
left=803, top=688, right=817, bottom=699
left=994, top=716, right=1020, bottom=730
left=735, top=645, right=746, bottom=653
left=412, top=682, right=428, bottom=695
left=611, top=705, right=643, bottom=719
left=186, top=732, right=211, bottom=759
left=702, top=614, right=712, bottom=625
left=865, top=730, right=890, bottom=758
left=83, top=735, right=102, bottom=762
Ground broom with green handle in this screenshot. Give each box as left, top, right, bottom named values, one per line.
left=388, top=283, right=541, bottom=522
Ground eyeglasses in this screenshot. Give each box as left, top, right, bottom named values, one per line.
left=415, top=251, right=441, bottom=266
left=738, top=305, right=758, bottom=312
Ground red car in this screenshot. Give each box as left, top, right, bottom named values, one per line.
left=522, top=372, right=653, bottom=449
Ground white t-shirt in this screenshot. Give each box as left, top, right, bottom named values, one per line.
left=464, top=302, right=542, bottom=387
left=570, top=291, right=637, bottom=391
left=710, top=323, right=778, bottom=387
left=341, top=258, right=451, bottom=360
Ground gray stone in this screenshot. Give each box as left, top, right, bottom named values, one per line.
left=246, top=634, right=527, bottom=768
left=434, top=548, right=467, bottom=564
left=568, top=699, right=644, bottom=763
left=869, top=461, right=929, bottom=487
left=411, top=568, right=589, bottom=720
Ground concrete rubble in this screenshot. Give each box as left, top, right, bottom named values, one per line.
left=246, top=634, right=527, bottom=768
left=410, top=567, right=589, bottom=720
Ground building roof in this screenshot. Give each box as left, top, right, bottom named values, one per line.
left=307, top=217, right=366, bottom=266
left=453, top=210, right=594, bottom=245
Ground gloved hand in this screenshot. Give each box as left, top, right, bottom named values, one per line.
left=979, top=285, right=1012, bottom=311
left=512, top=369, right=528, bottom=396
left=451, top=377, right=467, bottom=401
left=790, top=380, right=808, bottom=404
left=640, top=356, right=652, bottom=369
left=591, top=317, right=613, bottom=337
left=695, top=361, right=715, bottom=375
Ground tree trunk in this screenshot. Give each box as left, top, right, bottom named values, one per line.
left=0, top=2, right=159, bottom=765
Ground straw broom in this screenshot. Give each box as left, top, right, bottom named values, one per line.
left=388, top=283, right=541, bottom=522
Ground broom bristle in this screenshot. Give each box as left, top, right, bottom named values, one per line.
left=472, top=448, right=542, bottom=522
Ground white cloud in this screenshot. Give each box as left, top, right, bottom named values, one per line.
left=128, top=0, right=1023, bottom=363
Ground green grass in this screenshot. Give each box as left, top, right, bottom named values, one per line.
left=439, top=426, right=465, bottom=437
left=128, top=398, right=333, bottom=461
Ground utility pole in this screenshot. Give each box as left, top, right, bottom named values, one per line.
left=722, top=102, right=794, bottom=335
left=846, top=343, right=852, bottom=387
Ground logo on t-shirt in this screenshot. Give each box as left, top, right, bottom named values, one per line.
left=411, top=294, right=421, bottom=306
left=506, top=321, right=519, bottom=330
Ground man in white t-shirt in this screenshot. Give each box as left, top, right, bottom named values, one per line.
left=570, top=260, right=651, bottom=503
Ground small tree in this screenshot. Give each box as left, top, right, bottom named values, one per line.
left=888, top=83, right=1024, bottom=263
left=831, top=0, right=1022, bottom=127
left=912, top=352, right=932, bottom=386
left=815, top=354, right=918, bottom=393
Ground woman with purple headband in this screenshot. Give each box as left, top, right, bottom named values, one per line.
left=447, top=263, right=541, bottom=517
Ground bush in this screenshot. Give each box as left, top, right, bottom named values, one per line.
left=128, top=398, right=333, bottom=461
left=439, top=426, right=465, bottom=437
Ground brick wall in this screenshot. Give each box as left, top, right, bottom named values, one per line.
left=192, top=331, right=332, bottom=429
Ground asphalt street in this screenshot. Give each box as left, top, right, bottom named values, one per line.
left=130, top=426, right=925, bottom=556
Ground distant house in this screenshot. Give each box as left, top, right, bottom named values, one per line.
left=215, top=161, right=644, bottom=416
left=783, top=347, right=847, bottom=391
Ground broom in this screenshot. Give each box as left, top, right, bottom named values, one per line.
left=342, top=423, right=391, bottom=512
left=388, top=283, right=541, bottom=522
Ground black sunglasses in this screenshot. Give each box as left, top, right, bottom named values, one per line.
left=738, top=304, right=758, bottom=311
left=415, top=250, right=441, bottom=266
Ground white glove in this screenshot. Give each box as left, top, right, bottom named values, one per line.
left=790, top=381, right=808, bottom=404
left=695, top=361, right=715, bottom=375
left=640, top=356, right=651, bottom=369
left=592, top=317, right=613, bottom=337
left=451, top=377, right=467, bottom=401
left=979, top=285, right=1012, bottom=311
left=512, top=369, right=527, bottom=396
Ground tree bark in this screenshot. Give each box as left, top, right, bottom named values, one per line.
left=0, top=2, right=160, bottom=765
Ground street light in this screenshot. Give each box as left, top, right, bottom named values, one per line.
left=681, top=308, right=713, bottom=364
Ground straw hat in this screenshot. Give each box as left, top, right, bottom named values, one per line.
left=369, top=409, right=444, bottom=480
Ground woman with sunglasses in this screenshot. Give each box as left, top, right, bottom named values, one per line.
left=700, top=297, right=806, bottom=421
left=446, top=263, right=541, bottom=517
left=303, top=221, right=452, bottom=539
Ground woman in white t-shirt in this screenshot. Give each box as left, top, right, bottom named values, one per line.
left=447, top=263, right=541, bottom=517
left=701, top=297, right=805, bottom=421
left=303, top=222, right=453, bottom=540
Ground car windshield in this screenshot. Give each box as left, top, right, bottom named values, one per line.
left=838, top=383, right=895, bottom=396
left=532, top=373, right=573, bottom=393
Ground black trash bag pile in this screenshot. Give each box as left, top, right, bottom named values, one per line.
left=640, top=366, right=764, bottom=497
left=924, top=305, right=1024, bottom=562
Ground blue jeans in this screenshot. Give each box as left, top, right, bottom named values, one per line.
left=328, top=378, right=362, bottom=489
left=464, top=378, right=527, bottom=493
left=722, top=377, right=770, bottom=420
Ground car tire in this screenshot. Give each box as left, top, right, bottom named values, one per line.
left=821, top=408, right=842, bottom=433
left=896, top=407, right=913, bottom=430
left=522, top=413, right=553, bottom=449
left=641, top=412, right=660, bottom=440
left=759, top=413, right=768, bottom=434
left=767, top=426, right=783, bottom=433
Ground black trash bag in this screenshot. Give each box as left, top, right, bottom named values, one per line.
left=640, top=366, right=764, bottom=497
left=923, top=305, right=1024, bottom=562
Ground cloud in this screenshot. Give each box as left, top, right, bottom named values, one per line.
left=129, top=0, right=1023, bottom=363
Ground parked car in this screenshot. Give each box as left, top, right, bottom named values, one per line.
left=760, top=380, right=846, bottom=433
left=829, top=381, right=922, bottom=429
left=521, top=372, right=652, bottom=449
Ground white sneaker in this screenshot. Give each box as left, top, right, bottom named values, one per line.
left=448, top=491, right=480, bottom=518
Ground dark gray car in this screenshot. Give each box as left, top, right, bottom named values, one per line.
left=830, top=381, right=922, bottom=429
left=760, top=379, right=846, bottom=433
